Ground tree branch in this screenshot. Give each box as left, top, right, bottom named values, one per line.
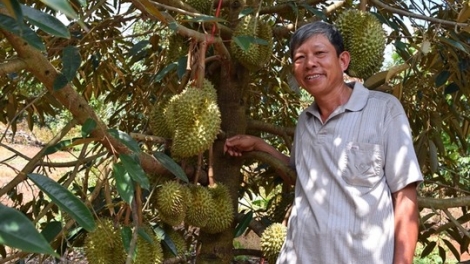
left=370, top=0, right=469, bottom=28
left=0, top=7, right=169, bottom=178
left=0, top=58, right=27, bottom=75
left=418, top=196, right=470, bottom=209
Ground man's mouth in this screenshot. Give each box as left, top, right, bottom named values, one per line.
left=306, top=74, right=321, bottom=80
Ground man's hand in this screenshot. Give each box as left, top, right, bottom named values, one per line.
left=224, top=135, right=261, bottom=156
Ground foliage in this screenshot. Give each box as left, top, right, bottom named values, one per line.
left=0, top=0, right=470, bottom=263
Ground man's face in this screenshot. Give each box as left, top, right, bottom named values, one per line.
left=292, top=34, right=349, bottom=97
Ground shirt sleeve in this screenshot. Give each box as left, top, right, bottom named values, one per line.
left=383, top=100, right=423, bottom=193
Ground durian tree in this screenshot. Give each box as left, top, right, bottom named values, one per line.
left=1, top=0, right=470, bottom=263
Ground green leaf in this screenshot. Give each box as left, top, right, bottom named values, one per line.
left=153, top=151, right=188, bottom=183
left=40, top=0, right=78, bottom=20
left=107, top=129, right=141, bottom=153
left=27, top=173, right=96, bottom=232
left=162, top=230, right=178, bottom=257
left=53, top=72, right=69, bottom=90
left=44, top=139, right=72, bottom=155
left=444, top=82, right=460, bottom=94
left=40, top=221, right=62, bottom=242
left=0, top=203, right=58, bottom=256
left=21, top=4, right=70, bottom=38
left=439, top=36, right=468, bottom=53
left=177, top=56, right=187, bottom=80
left=81, top=118, right=96, bottom=137
left=155, top=62, right=177, bottom=82
left=0, top=14, right=45, bottom=51
left=128, top=40, right=150, bottom=57
left=62, top=46, right=81, bottom=81
left=302, top=3, right=326, bottom=20
left=2, top=0, right=23, bottom=22
left=168, top=21, right=178, bottom=31
left=121, top=226, right=132, bottom=253
left=420, top=241, right=436, bottom=258
left=137, top=227, right=154, bottom=244
left=234, top=211, right=253, bottom=238
left=119, top=153, right=150, bottom=190
left=113, top=163, right=134, bottom=204
left=233, top=35, right=268, bottom=52
left=435, top=70, right=450, bottom=87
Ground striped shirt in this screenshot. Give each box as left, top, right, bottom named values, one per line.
left=277, top=82, right=423, bottom=264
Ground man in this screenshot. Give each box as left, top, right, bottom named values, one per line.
left=224, top=21, right=423, bottom=264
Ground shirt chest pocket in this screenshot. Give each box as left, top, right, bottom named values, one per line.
left=342, top=142, right=384, bottom=188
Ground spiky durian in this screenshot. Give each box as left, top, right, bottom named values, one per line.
left=335, top=9, right=386, bottom=80
left=84, top=219, right=125, bottom=263
left=134, top=226, right=164, bottom=264
left=230, top=15, right=273, bottom=71
left=162, top=227, right=188, bottom=259
left=149, top=99, right=172, bottom=139
left=166, top=34, right=188, bottom=64
left=165, top=79, right=221, bottom=158
left=185, top=0, right=212, bottom=14
left=155, top=181, right=189, bottom=226
left=185, top=184, right=214, bottom=227
left=266, top=192, right=294, bottom=223
left=260, top=223, right=287, bottom=264
left=200, top=183, right=234, bottom=234
left=278, top=0, right=305, bottom=22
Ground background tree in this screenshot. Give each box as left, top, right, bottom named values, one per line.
left=0, top=0, right=469, bottom=263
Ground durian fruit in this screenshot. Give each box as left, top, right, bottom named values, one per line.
left=149, top=98, right=172, bottom=139
left=164, top=79, right=221, bottom=158
left=278, top=0, right=305, bottom=22
left=166, top=34, right=188, bottom=64
left=260, top=223, right=287, bottom=264
left=155, top=181, right=189, bottom=226
left=266, top=192, right=294, bottom=223
left=185, top=184, right=214, bottom=227
left=162, top=226, right=188, bottom=259
left=84, top=218, right=126, bottom=263
left=334, top=9, right=386, bottom=80
left=200, top=183, right=234, bottom=234
left=185, top=0, right=213, bottom=14
left=230, top=15, right=274, bottom=71
left=134, top=226, right=164, bottom=264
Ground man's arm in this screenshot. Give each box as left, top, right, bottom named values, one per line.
left=392, top=182, right=420, bottom=264
left=224, top=135, right=290, bottom=164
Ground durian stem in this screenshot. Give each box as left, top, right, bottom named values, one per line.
left=125, top=202, right=140, bottom=264
left=135, top=184, right=143, bottom=226
left=359, top=0, right=367, bottom=11
left=195, top=40, right=208, bottom=88
left=208, top=144, right=215, bottom=187
left=194, top=153, right=203, bottom=184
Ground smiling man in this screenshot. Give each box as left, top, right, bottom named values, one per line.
left=224, top=21, right=423, bottom=264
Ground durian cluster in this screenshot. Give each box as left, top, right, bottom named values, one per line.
left=260, top=223, right=287, bottom=264
left=154, top=181, right=234, bottom=234
left=149, top=79, right=221, bottom=158
left=84, top=219, right=164, bottom=264
left=231, top=15, right=273, bottom=71
left=334, top=9, right=386, bottom=80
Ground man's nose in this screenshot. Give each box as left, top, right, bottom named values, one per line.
left=305, top=55, right=317, bottom=68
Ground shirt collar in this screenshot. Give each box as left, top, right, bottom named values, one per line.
left=305, top=81, right=369, bottom=116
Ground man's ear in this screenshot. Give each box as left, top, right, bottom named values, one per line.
left=339, top=51, right=350, bottom=71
